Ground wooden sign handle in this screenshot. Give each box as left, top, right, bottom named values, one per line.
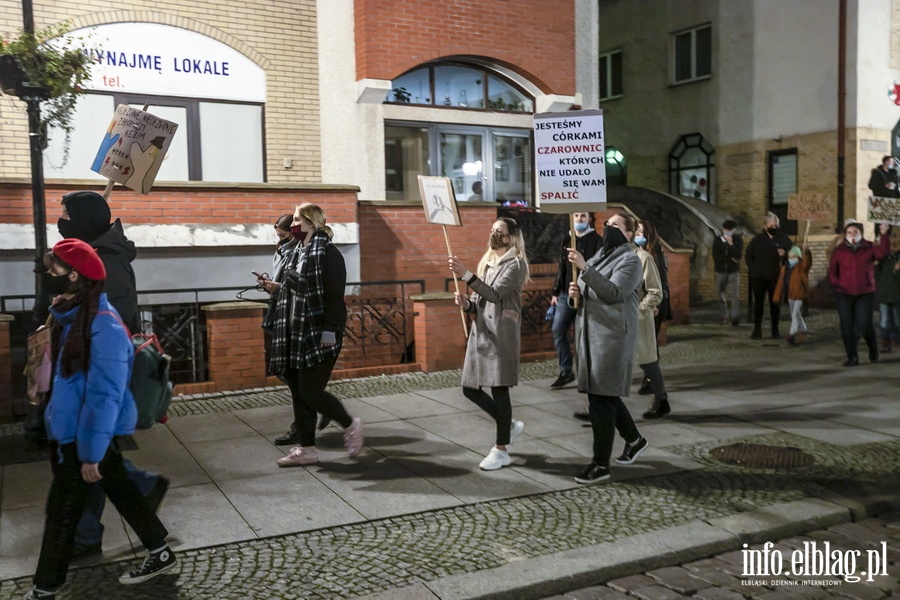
left=570, top=214, right=579, bottom=308
left=443, top=225, right=469, bottom=340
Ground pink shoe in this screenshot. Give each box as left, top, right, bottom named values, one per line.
left=343, top=417, right=364, bottom=457
left=277, top=446, right=319, bottom=468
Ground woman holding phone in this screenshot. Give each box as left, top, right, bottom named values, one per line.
left=264, top=203, right=363, bottom=466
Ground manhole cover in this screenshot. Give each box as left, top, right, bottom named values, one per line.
left=709, top=443, right=815, bottom=469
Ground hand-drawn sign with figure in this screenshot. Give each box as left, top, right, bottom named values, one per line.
left=91, top=104, right=179, bottom=195
left=418, top=176, right=461, bottom=226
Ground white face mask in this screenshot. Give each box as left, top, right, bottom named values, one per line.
left=846, top=234, right=861, bottom=245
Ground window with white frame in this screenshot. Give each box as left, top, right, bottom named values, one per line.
left=599, top=50, right=623, bottom=101
left=672, top=24, right=711, bottom=84
left=385, top=122, right=533, bottom=206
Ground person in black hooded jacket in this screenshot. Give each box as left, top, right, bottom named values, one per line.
left=47, top=191, right=169, bottom=560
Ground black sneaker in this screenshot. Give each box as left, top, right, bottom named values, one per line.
left=119, top=546, right=177, bottom=585
left=24, top=587, right=56, bottom=599
left=843, top=357, right=859, bottom=367
left=146, top=476, right=170, bottom=514
left=550, top=372, right=575, bottom=389
left=573, top=411, right=590, bottom=422
left=637, top=378, right=652, bottom=395
left=616, top=436, right=648, bottom=465
left=869, top=346, right=879, bottom=363
left=574, top=462, right=610, bottom=485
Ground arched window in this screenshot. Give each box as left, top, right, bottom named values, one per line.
left=386, top=62, right=533, bottom=112
left=384, top=61, right=535, bottom=205
left=669, top=133, right=714, bottom=202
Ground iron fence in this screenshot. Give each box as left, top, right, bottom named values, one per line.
left=1, top=279, right=424, bottom=396
left=444, top=273, right=555, bottom=340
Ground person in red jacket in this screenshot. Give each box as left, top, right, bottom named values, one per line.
left=828, top=219, right=892, bottom=366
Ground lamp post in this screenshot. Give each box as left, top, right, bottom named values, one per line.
left=22, top=0, right=47, bottom=303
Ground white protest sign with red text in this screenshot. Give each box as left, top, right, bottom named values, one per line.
left=534, top=109, right=606, bottom=214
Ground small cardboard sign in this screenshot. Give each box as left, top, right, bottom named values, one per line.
left=534, top=109, right=607, bottom=214
left=787, top=193, right=835, bottom=222
left=868, top=196, right=900, bottom=225
left=91, top=104, right=178, bottom=195
left=418, top=176, right=462, bottom=226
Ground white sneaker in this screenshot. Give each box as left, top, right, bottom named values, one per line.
left=479, top=447, right=511, bottom=471
left=510, top=420, right=525, bottom=443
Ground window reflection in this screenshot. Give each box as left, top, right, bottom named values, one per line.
left=385, top=63, right=532, bottom=112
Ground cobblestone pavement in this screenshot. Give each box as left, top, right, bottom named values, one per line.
left=544, top=512, right=900, bottom=600
left=1, top=307, right=897, bottom=599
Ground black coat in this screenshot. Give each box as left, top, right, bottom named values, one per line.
left=875, top=251, right=900, bottom=304
left=552, top=230, right=602, bottom=297
left=712, top=234, right=744, bottom=274
left=93, top=219, right=140, bottom=332
left=868, top=167, right=900, bottom=198
left=745, top=230, right=793, bottom=281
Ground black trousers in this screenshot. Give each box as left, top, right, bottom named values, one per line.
left=286, top=355, right=351, bottom=447
left=587, top=394, right=640, bottom=466
left=751, top=277, right=781, bottom=333
left=834, top=292, right=877, bottom=360
left=463, top=386, right=512, bottom=446
left=34, top=439, right=168, bottom=590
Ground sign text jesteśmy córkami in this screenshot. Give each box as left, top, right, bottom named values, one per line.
left=87, top=49, right=230, bottom=76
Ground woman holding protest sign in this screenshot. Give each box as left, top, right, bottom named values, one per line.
left=449, top=217, right=528, bottom=471
left=828, top=220, right=892, bottom=366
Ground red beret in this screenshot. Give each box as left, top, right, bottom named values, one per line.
left=53, top=239, right=106, bottom=281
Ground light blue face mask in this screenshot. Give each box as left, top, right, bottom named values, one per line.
left=633, top=235, right=647, bottom=247
left=788, top=257, right=799, bottom=267
left=574, top=222, right=589, bottom=233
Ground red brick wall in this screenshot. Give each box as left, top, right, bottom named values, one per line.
left=354, top=0, right=575, bottom=93
left=0, top=182, right=359, bottom=226
left=358, top=201, right=499, bottom=292
left=203, top=304, right=269, bottom=392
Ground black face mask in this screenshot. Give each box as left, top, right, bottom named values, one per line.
left=766, top=227, right=779, bottom=235
left=602, top=226, right=629, bottom=253
left=43, top=271, right=72, bottom=295
left=57, top=218, right=81, bottom=240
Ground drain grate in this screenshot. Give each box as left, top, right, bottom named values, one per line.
left=709, top=443, right=815, bottom=469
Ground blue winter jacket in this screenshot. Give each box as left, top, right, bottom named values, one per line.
left=44, top=293, right=137, bottom=463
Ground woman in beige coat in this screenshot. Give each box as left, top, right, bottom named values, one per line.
left=633, top=219, right=671, bottom=419
left=449, top=217, right=528, bottom=471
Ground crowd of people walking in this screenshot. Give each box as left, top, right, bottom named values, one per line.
left=21, top=189, right=897, bottom=598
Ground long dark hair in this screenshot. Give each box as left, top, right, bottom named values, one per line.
left=44, top=251, right=106, bottom=377
left=640, top=219, right=661, bottom=256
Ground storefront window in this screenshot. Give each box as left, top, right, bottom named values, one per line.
left=385, top=125, right=430, bottom=200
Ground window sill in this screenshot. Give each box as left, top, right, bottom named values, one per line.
left=669, top=75, right=712, bottom=88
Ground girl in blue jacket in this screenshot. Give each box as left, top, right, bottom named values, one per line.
left=27, top=239, right=176, bottom=600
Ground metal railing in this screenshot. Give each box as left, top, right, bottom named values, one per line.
left=2, top=279, right=425, bottom=391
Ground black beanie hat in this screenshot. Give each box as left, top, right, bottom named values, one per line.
left=58, top=191, right=111, bottom=243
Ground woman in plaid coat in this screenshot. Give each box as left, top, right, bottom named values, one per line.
left=261, top=203, right=363, bottom=467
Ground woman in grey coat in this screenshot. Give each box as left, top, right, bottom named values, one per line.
left=449, top=217, right=528, bottom=471
left=567, top=213, right=649, bottom=484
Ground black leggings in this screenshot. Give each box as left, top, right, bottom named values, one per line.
left=34, top=440, right=168, bottom=590
left=463, top=386, right=512, bottom=446
left=286, top=356, right=351, bottom=447
left=587, top=394, right=640, bottom=466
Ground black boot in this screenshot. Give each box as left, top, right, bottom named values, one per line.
left=637, top=377, right=652, bottom=395
left=275, top=424, right=300, bottom=445
left=642, top=398, right=671, bottom=420
left=751, top=326, right=762, bottom=339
